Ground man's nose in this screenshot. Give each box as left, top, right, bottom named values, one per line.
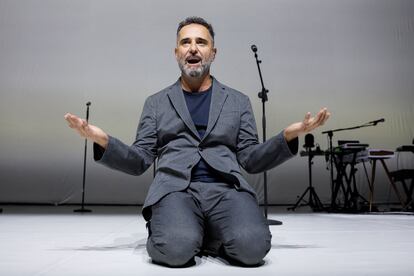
left=189, top=42, right=198, bottom=53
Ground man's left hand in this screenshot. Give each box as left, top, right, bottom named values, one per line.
left=283, top=107, right=331, bottom=142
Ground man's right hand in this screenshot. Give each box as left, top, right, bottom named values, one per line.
left=64, top=113, right=109, bottom=149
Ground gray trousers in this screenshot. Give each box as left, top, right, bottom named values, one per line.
left=146, top=181, right=272, bottom=267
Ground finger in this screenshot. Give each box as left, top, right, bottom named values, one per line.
left=304, top=109, right=325, bottom=132
left=66, top=114, right=85, bottom=130
left=320, top=108, right=329, bottom=123
left=76, top=123, right=90, bottom=138
left=320, top=111, right=330, bottom=125
left=70, top=115, right=84, bottom=128
left=313, top=108, right=327, bottom=126
left=302, top=112, right=312, bottom=130
left=81, top=119, right=90, bottom=133
left=314, top=109, right=329, bottom=127
left=303, top=112, right=311, bottom=124
left=64, top=113, right=78, bottom=128
left=64, top=113, right=72, bottom=124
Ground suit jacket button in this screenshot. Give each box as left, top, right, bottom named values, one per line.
left=198, top=147, right=203, bottom=152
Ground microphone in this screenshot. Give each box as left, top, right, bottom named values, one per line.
left=86, top=101, right=91, bottom=106
left=369, top=118, right=385, bottom=125
left=251, top=44, right=257, bottom=53
left=303, top=133, right=315, bottom=149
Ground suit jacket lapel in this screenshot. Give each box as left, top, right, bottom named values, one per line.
left=202, top=77, right=228, bottom=140
left=166, top=79, right=200, bottom=139
left=166, top=77, right=228, bottom=141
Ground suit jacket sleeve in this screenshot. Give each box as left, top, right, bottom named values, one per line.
left=93, top=96, right=158, bottom=175
left=236, top=95, right=298, bottom=174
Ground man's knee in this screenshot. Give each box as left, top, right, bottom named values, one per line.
left=222, top=226, right=271, bottom=266
left=147, top=230, right=203, bottom=267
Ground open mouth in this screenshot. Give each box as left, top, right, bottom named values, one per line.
left=186, top=56, right=202, bottom=65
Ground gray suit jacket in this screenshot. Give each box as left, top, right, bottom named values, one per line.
left=94, top=77, right=297, bottom=220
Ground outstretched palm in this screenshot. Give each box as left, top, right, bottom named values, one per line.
left=64, top=113, right=109, bottom=148
left=284, top=108, right=330, bottom=141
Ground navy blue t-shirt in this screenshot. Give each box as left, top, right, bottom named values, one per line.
left=183, top=85, right=298, bottom=183
left=183, top=85, right=224, bottom=183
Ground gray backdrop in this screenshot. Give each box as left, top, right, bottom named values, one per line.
left=1, top=0, right=413, bottom=205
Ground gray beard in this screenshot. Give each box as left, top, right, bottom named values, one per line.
left=179, top=61, right=212, bottom=78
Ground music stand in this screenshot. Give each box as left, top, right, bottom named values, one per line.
left=289, top=134, right=324, bottom=211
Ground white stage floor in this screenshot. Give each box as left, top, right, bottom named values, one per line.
left=0, top=206, right=413, bottom=276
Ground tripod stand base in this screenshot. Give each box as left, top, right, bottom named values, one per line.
left=267, top=219, right=283, bottom=226
left=288, top=186, right=325, bottom=212
left=73, top=207, right=92, bottom=213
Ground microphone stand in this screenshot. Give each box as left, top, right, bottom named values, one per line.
left=74, top=102, right=92, bottom=213
left=322, top=119, right=385, bottom=211
left=288, top=141, right=325, bottom=212
left=251, top=45, right=282, bottom=226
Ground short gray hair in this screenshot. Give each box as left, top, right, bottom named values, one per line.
left=177, top=16, right=215, bottom=43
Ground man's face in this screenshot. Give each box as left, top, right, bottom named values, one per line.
left=175, top=24, right=216, bottom=78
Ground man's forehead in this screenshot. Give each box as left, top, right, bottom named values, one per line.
left=177, top=24, right=212, bottom=41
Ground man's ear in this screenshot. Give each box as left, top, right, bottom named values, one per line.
left=174, top=48, right=178, bottom=60
left=212, top=47, right=217, bottom=61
